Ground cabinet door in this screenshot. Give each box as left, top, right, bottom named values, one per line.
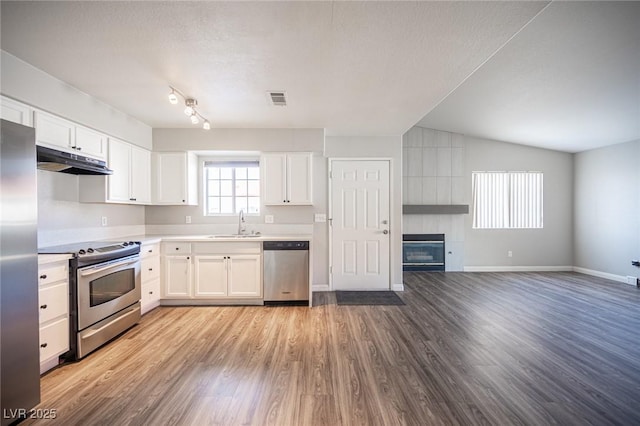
left=164, top=256, right=191, bottom=298
left=155, top=153, right=187, bottom=204
left=227, top=255, right=262, bottom=298
left=39, top=317, right=69, bottom=362
left=34, top=111, right=74, bottom=151
left=130, top=146, right=151, bottom=204
left=194, top=256, right=227, bottom=298
left=75, top=126, right=107, bottom=160
left=1, top=96, right=32, bottom=126
left=107, top=138, right=132, bottom=202
left=262, top=153, right=287, bottom=205
left=38, top=282, right=69, bottom=324
left=287, top=153, right=313, bottom=204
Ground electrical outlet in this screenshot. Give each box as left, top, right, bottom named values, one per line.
left=314, top=213, right=327, bottom=223
left=185, top=215, right=191, bottom=224
left=626, top=276, right=638, bottom=286
left=507, top=251, right=513, bottom=257
left=101, top=216, right=108, bottom=227
left=265, top=215, right=274, bottom=224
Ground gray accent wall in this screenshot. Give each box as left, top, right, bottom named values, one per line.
left=402, top=126, right=466, bottom=271
left=464, top=136, right=574, bottom=268
left=574, top=139, right=640, bottom=279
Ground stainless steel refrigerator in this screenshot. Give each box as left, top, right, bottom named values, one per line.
left=1, top=119, right=40, bottom=424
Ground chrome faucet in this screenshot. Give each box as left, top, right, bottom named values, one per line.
left=238, top=209, right=246, bottom=235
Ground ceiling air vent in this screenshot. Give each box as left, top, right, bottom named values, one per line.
left=268, top=91, right=287, bottom=106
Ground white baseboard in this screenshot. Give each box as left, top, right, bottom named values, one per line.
left=312, top=284, right=330, bottom=292
left=463, top=266, right=573, bottom=272
left=572, top=267, right=628, bottom=284
left=391, top=283, right=404, bottom=292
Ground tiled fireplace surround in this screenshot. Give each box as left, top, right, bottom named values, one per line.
left=402, top=126, right=466, bottom=271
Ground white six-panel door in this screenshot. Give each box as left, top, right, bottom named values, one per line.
left=330, top=160, right=390, bottom=290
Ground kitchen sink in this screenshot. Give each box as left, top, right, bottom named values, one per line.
left=207, top=234, right=261, bottom=239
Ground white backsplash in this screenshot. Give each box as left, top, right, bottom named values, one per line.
left=38, top=225, right=147, bottom=248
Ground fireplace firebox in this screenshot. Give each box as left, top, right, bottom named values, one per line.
left=402, top=234, right=445, bottom=271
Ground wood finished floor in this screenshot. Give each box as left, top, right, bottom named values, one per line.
left=29, top=272, right=640, bottom=425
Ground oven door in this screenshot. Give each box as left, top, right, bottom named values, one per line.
left=77, top=254, right=141, bottom=331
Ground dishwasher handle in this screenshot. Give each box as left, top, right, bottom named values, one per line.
left=263, top=241, right=309, bottom=250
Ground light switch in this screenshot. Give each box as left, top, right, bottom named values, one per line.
left=314, top=213, right=327, bottom=223
left=265, top=215, right=274, bottom=224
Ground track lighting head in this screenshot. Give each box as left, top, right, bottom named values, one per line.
left=168, top=87, right=210, bottom=129
left=168, top=89, right=178, bottom=105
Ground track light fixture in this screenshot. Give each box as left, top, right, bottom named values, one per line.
left=168, top=86, right=210, bottom=130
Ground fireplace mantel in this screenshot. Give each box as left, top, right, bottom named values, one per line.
left=402, top=205, right=469, bottom=215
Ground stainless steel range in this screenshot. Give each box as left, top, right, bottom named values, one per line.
left=39, top=241, right=141, bottom=359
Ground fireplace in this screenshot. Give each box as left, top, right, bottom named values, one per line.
left=402, top=234, right=445, bottom=271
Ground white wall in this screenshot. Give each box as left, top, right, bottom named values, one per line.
left=324, top=135, right=403, bottom=289
left=148, top=128, right=329, bottom=286
left=1, top=50, right=152, bottom=149
left=464, top=136, right=574, bottom=269
left=574, top=139, right=640, bottom=281
left=37, top=171, right=145, bottom=247
left=1, top=51, right=152, bottom=247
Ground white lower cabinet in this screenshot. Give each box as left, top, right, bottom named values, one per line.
left=194, top=254, right=262, bottom=298
left=38, top=255, right=71, bottom=374
left=140, top=242, right=161, bottom=314
left=162, top=241, right=262, bottom=301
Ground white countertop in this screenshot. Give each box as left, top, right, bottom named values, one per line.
left=122, top=234, right=312, bottom=244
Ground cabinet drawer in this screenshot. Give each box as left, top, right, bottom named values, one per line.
left=38, top=282, right=69, bottom=324
left=141, top=243, right=160, bottom=259
left=38, top=262, right=69, bottom=286
left=192, top=242, right=261, bottom=254
left=39, top=317, right=69, bottom=361
left=142, top=279, right=161, bottom=305
left=142, top=256, right=160, bottom=282
left=162, top=242, right=191, bottom=254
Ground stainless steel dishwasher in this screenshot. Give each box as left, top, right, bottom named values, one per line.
left=263, top=241, right=309, bottom=303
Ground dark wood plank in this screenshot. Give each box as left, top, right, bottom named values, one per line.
left=26, top=272, right=640, bottom=425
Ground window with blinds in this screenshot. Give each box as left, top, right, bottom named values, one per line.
left=204, top=161, right=260, bottom=215
left=472, top=171, right=543, bottom=229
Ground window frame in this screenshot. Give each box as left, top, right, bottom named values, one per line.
left=202, top=157, right=261, bottom=217
left=472, top=171, right=544, bottom=230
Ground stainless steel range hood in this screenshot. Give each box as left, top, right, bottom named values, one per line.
left=36, top=145, right=112, bottom=175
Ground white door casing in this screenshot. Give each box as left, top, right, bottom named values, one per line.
left=330, top=160, right=390, bottom=290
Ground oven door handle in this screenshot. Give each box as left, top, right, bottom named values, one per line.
left=79, top=257, right=139, bottom=277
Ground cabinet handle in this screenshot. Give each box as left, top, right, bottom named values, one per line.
left=40, top=304, right=47, bottom=309
left=40, top=343, right=48, bottom=348
left=175, top=248, right=179, bottom=250
left=148, top=249, right=153, bottom=253
left=148, top=268, right=153, bottom=271
left=182, top=200, right=185, bottom=203
left=76, top=147, right=82, bottom=151
left=149, top=291, right=153, bottom=295
left=187, top=257, right=190, bottom=260
left=40, top=274, right=47, bottom=279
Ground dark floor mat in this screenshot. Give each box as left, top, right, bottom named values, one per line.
left=335, top=291, right=405, bottom=306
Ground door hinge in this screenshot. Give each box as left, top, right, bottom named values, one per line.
left=329, top=170, right=332, bottom=179
left=330, top=266, right=333, bottom=274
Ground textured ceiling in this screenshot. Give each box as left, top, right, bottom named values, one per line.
left=1, top=1, right=637, bottom=152
left=417, top=1, right=640, bottom=153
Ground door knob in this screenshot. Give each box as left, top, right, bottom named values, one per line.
left=383, top=230, right=389, bottom=235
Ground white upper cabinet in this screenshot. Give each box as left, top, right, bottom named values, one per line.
left=262, top=152, right=312, bottom=205
left=1, top=95, right=33, bottom=126
left=131, top=145, right=151, bottom=204
left=79, top=138, right=151, bottom=205
left=107, top=138, right=131, bottom=202
left=75, top=126, right=107, bottom=159
left=34, top=110, right=75, bottom=152
left=152, top=152, right=198, bottom=205
left=34, top=110, right=106, bottom=161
